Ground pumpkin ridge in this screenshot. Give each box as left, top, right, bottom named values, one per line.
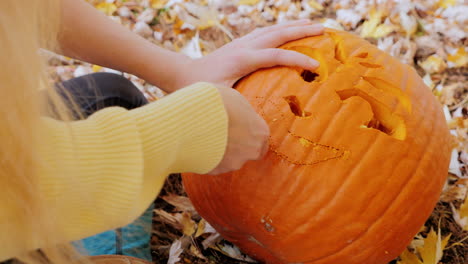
left=295, top=106, right=437, bottom=263
left=280, top=130, right=379, bottom=259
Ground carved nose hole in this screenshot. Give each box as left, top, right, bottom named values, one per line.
left=284, top=95, right=311, bottom=117
left=301, top=70, right=319, bottom=82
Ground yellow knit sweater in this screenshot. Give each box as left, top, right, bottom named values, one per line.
left=1, top=82, right=227, bottom=261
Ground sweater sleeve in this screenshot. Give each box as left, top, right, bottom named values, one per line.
left=36, top=82, right=227, bottom=244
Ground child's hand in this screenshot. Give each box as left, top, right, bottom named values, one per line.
left=208, top=86, right=270, bottom=175
left=176, top=20, right=324, bottom=90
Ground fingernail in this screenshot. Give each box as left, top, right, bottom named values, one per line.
left=310, top=59, right=320, bottom=68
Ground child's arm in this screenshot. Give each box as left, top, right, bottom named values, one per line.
left=57, top=0, right=324, bottom=93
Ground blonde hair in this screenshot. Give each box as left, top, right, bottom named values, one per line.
left=0, top=0, right=88, bottom=263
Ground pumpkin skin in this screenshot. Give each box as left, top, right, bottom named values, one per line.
left=182, top=29, right=451, bottom=264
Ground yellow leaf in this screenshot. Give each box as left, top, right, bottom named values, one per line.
left=179, top=212, right=196, bottom=236
left=398, top=249, right=422, bottom=264
left=308, top=0, right=324, bottom=11
left=237, top=0, right=260, bottom=5
left=398, top=227, right=451, bottom=264
left=195, top=219, right=206, bottom=237
left=151, top=0, right=168, bottom=9
left=92, top=65, right=102, bottom=72
left=419, top=55, right=447, bottom=74
left=437, top=0, right=456, bottom=8
left=461, top=197, right=468, bottom=230
left=360, top=10, right=396, bottom=39
left=95, top=2, right=117, bottom=16
left=417, top=228, right=451, bottom=264
left=447, top=48, right=468, bottom=68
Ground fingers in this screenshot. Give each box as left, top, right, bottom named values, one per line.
left=252, top=23, right=324, bottom=49
left=241, top=19, right=314, bottom=41
left=251, top=48, right=320, bottom=70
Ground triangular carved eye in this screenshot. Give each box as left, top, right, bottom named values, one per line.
left=284, top=95, right=311, bottom=117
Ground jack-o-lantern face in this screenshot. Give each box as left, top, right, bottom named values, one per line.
left=183, top=29, right=451, bottom=264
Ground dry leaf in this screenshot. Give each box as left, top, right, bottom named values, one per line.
left=162, top=193, right=197, bottom=214
left=460, top=196, right=468, bottom=230
left=180, top=32, right=203, bottom=59
left=437, top=0, right=457, bottom=9
left=238, top=0, right=260, bottom=5
left=167, top=239, right=183, bottom=264
left=440, top=178, right=468, bottom=202
left=308, top=0, right=324, bottom=11
left=398, top=227, right=451, bottom=264
left=447, top=47, right=468, bottom=68
left=95, top=2, right=117, bottom=16
left=210, top=243, right=257, bottom=263
left=201, top=232, right=222, bottom=249
left=451, top=203, right=468, bottom=230
left=419, top=55, right=447, bottom=74
left=177, top=3, right=218, bottom=30
left=151, top=0, right=169, bottom=9
left=179, top=212, right=197, bottom=236
left=154, top=209, right=197, bottom=235
left=399, top=249, right=422, bottom=264
left=360, top=10, right=396, bottom=39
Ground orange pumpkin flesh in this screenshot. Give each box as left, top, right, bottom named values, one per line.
left=182, top=29, right=451, bottom=264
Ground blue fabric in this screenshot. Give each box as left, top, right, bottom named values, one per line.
left=75, top=204, right=153, bottom=261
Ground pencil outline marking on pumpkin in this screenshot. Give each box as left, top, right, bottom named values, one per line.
left=251, top=97, right=349, bottom=166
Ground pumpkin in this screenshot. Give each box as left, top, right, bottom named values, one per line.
left=182, top=29, right=451, bottom=264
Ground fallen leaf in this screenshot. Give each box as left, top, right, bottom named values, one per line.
left=399, top=249, right=422, bottom=264
left=167, top=239, right=183, bottom=264
left=92, top=65, right=102, bottom=72
left=177, top=3, right=218, bottom=30
left=418, top=228, right=451, bottom=263
left=180, top=212, right=197, bottom=236
left=447, top=47, right=468, bottom=68
left=308, top=0, right=324, bottom=11
left=210, top=243, right=257, bottom=263
left=195, top=219, right=217, bottom=237
left=460, top=195, right=468, bottom=230
left=398, top=227, right=451, bottom=264
left=180, top=32, right=203, bottom=59
left=419, top=55, right=447, bottom=74
left=154, top=209, right=196, bottom=235
left=360, top=10, right=396, bottom=39
left=201, top=232, right=222, bottom=249
left=152, top=0, right=169, bottom=9
left=237, top=0, right=260, bottom=5
left=437, top=0, right=457, bottom=9
left=95, top=2, right=117, bottom=16
left=162, top=193, right=197, bottom=214
left=451, top=203, right=467, bottom=230
left=440, top=178, right=468, bottom=202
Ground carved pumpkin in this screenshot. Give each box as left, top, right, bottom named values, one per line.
left=182, top=29, right=451, bottom=264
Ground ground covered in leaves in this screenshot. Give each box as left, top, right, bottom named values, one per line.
left=50, top=0, right=467, bottom=263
